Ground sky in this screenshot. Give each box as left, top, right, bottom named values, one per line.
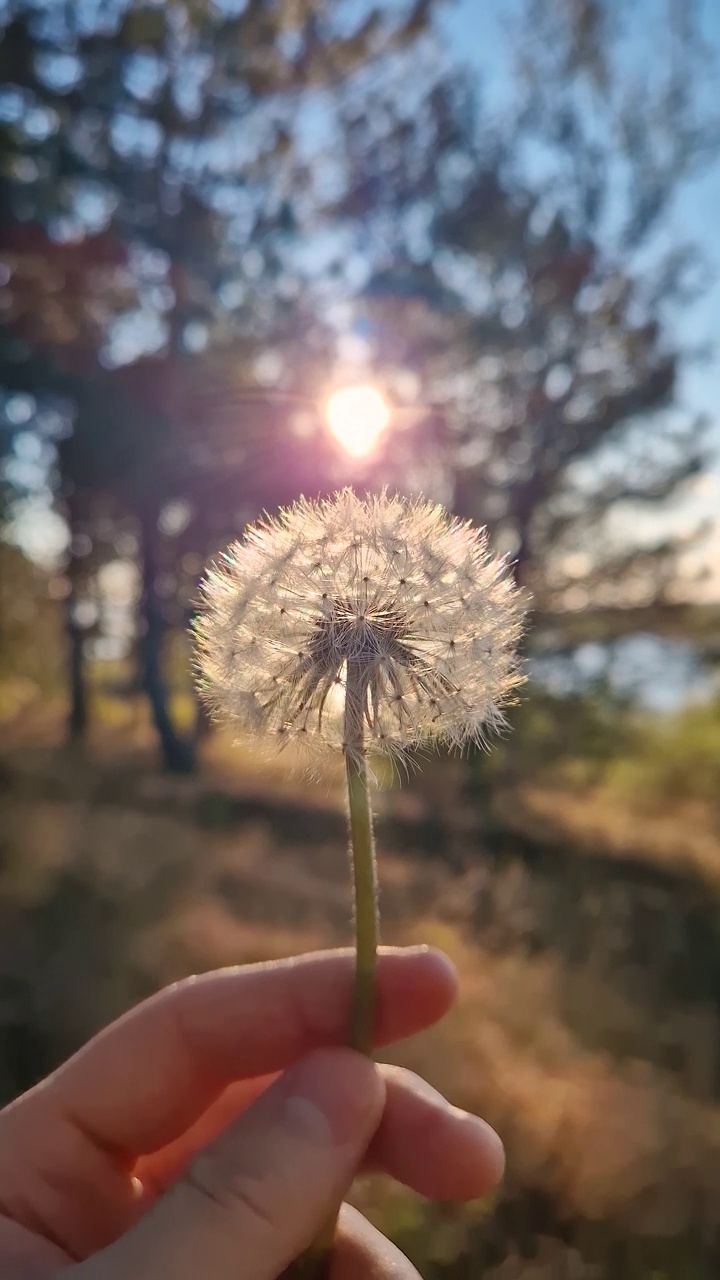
left=441, top=0, right=720, bottom=600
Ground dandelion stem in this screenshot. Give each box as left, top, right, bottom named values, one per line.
left=344, top=661, right=378, bottom=1057
left=290, top=662, right=379, bottom=1279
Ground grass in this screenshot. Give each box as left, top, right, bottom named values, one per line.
left=2, top=689, right=720, bottom=1275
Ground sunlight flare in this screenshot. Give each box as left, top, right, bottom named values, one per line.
left=325, top=385, right=391, bottom=457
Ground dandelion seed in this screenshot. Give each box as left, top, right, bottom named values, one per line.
left=194, top=488, right=526, bottom=768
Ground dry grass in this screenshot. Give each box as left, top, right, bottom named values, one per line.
left=3, top=714, right=720, bottom=1275
left=495, top=783, right=720, bottom=889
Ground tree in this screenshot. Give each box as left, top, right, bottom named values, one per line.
left=0, top=0, right=441, bottom=767
left=319, top=4, right=717, bottom=612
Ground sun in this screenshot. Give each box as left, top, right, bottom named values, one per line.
left=325, top=385, right=391, bottom=458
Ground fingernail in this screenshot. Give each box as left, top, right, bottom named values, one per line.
left=283, top=1049, right=384, bottom=1149
left=412, top=946, right=459, bottom=980
left=377, top=945, right=458, bottom=980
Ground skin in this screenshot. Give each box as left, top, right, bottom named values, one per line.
left=0, top=947, right=505, bottom=1280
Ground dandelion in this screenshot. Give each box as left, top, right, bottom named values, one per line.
left=195, top=488, right=525, bottom=770
left=194, top=488, right=525, bottom=1270
left=195, top=488, right=525, bottom=1042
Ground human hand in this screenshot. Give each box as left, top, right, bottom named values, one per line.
left=0, top=947, right=504, bottom=1279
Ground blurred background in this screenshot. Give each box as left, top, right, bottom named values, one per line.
left=1, top=0, right=720, bottom=1274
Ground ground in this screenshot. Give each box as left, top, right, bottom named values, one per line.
left=2, top=709, right=720, bottom=1278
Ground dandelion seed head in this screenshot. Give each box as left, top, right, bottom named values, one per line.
left=194, top=489, right=526, bottom=764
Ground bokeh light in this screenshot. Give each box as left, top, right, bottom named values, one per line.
left=325, top=385, right=390, bottom=458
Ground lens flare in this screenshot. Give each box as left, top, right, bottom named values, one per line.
left=326, top=386, right=390, bottom=458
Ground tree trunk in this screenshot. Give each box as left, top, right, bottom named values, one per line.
left=65, top=499, right=88, bottom=741
left=67, top=610, right=88, bottom=739
left=139, top=507, right=195, bottom=773
left=194, top=688, right=212, bottom=742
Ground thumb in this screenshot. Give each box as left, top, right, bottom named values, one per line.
left=80, top=1049, right=385, bottom=1280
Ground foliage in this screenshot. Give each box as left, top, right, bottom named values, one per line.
left=604, top=695, right=720, bottom=808
left=465, top=671, right=720, bottom=810
left=330, top=5, right=717, bottom=603
left=0, top=0, right=444, bottom=764
left=475, top=682, right=638, bottom=788
left=0, top=542, right=64, bottom=706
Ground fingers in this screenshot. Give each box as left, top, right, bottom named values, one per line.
left=136, top=1066, right=505, bottom=1207
left=77, top=1050, right=385, bottom=1280
left=369, top=1066, right=505, bottom=1199
left=328, top=1205, right=422, bottom=1280
left=135, top=1078, right=276, bottom=1199
left=0, top=1217, right=72, bottom=1275
left=31, top=947, right=456, bottom=1157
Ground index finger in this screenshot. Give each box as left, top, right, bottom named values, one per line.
left=18, top=947, right=457, bottom=1157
